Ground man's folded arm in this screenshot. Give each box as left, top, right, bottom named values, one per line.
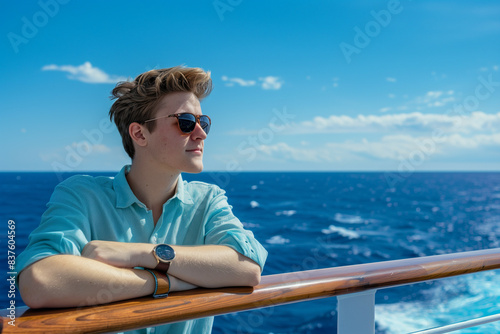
left=18, top=254, right=195, bottom=309
left=18, top=241, right=262, bottom=309
left=82, top=241, right=262, bottom=288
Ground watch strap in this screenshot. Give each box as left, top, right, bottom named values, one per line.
left=145, top=269, right=170, bottom=298
left=154, top=261, right=171, bottom=273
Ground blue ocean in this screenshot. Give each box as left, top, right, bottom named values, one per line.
left=2, top=171, right=500, bottom=333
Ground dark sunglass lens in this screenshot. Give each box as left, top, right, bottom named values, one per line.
left=200, top=116, right=211, bottom=134
left=177, top=114, right=196, bottom=133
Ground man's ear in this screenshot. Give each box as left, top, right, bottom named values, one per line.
left=129, top=122, right=148, bottom=147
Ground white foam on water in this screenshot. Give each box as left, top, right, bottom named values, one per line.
left=250, top=200, right=259, bottom=208
left=334, top=213, right=366, bottom=224
left=321, top=225, right=360, bottom=239
left=376, top=270, right=500, bottom=333
left=275, top=210, right=297, bottom=217
left=376, top=301, right=437, bottom=333
left=334, top=213, right=364, bottom=224
left=266, top=235, right=290, bottom=245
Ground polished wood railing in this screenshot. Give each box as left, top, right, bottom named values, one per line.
left=2, top=248, right=500, bottom=333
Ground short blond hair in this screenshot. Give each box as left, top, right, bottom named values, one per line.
left=109, top=66, right=212, bottom=159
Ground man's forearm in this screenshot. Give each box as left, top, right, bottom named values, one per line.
left=82, top=241, right=262, bottom=288
left=19, top=254, right=155, bottom=309
left=168, top=245, right=261, bottom=288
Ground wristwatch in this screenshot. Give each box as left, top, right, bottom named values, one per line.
left=153, top=244, right=176, bottom=272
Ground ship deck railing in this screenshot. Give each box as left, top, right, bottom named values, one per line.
left=2, top=248, right=500, bottom=333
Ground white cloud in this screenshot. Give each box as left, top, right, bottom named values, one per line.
left=255, top=132, right=500, bottom=164
left=246, top=110, right=500, bottom=167
left=221, top=75, right=283, bottom=90
left=386, top=77, right=397, bottom=82
left=221, top=76, right=256, bottom=87
left=412, top=90, right=455, bottom=108
left=256, top=142, right=321, bottom=162
left=285, top=111, right=500, bottom=134
left=91, top=144, right=112, bottom=153
left=42, top=62, right=127, bottom=84
left=259, top=76, right=283, bottom=90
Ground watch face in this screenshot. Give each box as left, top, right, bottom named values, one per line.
left=156, top=244, right=175, bottom=261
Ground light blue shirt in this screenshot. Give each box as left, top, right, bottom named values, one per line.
left=16, top=165, right=267, bottom=334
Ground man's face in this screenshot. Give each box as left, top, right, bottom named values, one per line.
left=142, top=92, right=207, bottom=174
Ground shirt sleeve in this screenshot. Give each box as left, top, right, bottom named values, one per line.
left=15, top=177, right=92, bottom=279
left=203, top=186, right=268, bottom=272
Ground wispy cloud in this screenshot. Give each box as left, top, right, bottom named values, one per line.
left=240, top=109, right=500, bottom=167
left=412, top=90, right=455, bottom=108
left=386, top=77, right=397, bottom=82
left=256, top=142, right=323, bottom=162
left=283, top=111, right=500, bottom=134
left=221, top=76, right=256, bottom=87
left=256, top=132, right=500, bottom=163
left=41, top=62, right=127, bottom=84
left=221, top=75, right=284, bottom=90
left=259, top=76, right=283, bottom=90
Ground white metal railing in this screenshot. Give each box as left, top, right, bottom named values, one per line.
left=338, top=284, right=500, bottom=334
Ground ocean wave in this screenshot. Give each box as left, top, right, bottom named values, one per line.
left=266, top=235, right=290, bottom=245
left=333, top=213, right=365, bottom=224
left=250, top=200, right=259, bottom=208
left=321, top=225, right=360, bottom=239
left=275, top=210, right=297, bottom=217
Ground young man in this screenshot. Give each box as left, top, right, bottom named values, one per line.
left=16, top=66, right=268, bottom=333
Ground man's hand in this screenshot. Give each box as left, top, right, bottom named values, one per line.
left=82, top=240, right=156, bottom=268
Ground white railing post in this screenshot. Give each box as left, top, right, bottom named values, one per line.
left=337, top=290, right=376, bottom=334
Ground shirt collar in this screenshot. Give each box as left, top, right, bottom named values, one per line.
left=113, top=165, right=193, bottom=209
left=173, top=174, right=194, bottom=205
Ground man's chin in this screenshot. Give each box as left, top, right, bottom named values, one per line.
left=184, top=163, right=203, bottom=174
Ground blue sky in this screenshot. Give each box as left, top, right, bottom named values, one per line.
left=2, top=0, right=500, bottom=172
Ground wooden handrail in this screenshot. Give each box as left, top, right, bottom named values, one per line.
left=2, top=248, right=500, bottom=333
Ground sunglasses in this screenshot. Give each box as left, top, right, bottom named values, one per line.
left=143, top=113, right=211, bottom=135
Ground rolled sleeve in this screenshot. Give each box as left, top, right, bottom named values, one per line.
left=15, top=178, right=91, bottom=279
left=204, top=188, right=268, bottom=271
